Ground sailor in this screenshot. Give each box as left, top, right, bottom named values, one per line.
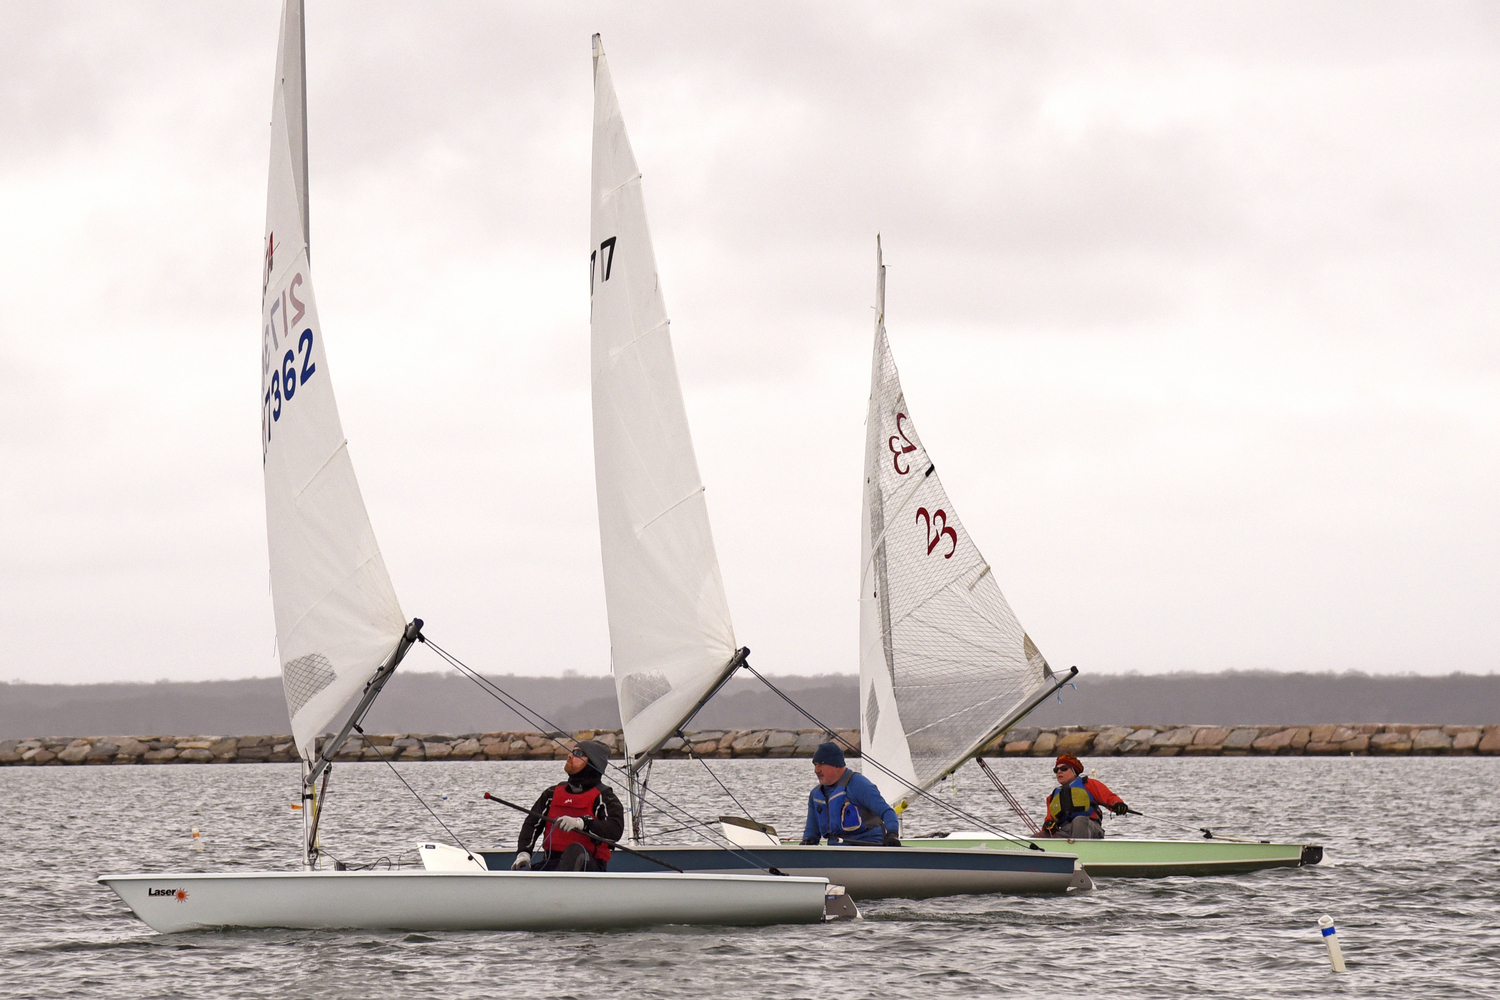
left=512, top=739, right=625, bottom=871
left=800, top=742, right=902, bottom=846
left=1041, top=754, right=1128, bottom=839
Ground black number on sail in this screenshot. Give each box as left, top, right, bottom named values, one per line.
left=590, top=237, right=619, bottom=294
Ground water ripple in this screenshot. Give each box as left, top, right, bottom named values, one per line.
left=2, top=755, right=1495, bottom=999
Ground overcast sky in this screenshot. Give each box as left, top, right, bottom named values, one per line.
left=2, top=2, right=1496, bottom=686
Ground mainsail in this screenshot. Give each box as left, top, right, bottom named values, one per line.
left=589, top=35, right=740, bottom=762
left=261, top=0, right=407, bottom=761
left=859, top=238, right=1060, bottom=810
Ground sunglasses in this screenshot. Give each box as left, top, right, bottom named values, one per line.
left=570, top=748, right=588, bottom=759
left=1053, top=765, right=1074, bottom=773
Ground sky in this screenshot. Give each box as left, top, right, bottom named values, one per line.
left=2, top=1, right=1497, bottom=685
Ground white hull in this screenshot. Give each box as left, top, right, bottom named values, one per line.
left=98, top=870, right=829, bottom=934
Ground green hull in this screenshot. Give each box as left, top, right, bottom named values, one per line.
left=900, top=837, right=1322, bottom=878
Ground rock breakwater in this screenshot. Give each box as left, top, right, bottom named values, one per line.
left=1, top=723, right=1496, bottom=765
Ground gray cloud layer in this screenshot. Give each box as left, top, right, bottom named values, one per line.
left=2, top=2, right=1496, bottom=685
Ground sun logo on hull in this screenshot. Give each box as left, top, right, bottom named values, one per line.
left=175, top=889, right=189, bottom=902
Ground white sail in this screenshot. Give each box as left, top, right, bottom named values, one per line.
left=859, top=238, right=1056, bottom=809
left=261, top=0, right=406, bottom=760
left=589, top=36, right=739, bottom=760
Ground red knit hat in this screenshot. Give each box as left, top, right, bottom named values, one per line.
left=1055, top=754, right=1084, bottom=775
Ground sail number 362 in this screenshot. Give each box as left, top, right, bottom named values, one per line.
left=263, top=328, right=317, bottom=443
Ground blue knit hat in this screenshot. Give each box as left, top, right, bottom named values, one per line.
left=812, top=742, right=845, bottom=767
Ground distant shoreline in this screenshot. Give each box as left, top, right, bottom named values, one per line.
left=4, top=723, right=1496, bottom=765
left=5, top=671, right=1499, bottom=741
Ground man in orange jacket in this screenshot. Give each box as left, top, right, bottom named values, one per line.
left=1041, top=754, right=1129, bottom=839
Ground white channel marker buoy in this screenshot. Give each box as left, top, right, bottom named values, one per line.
left=192, top=827, right=204, bottom=853
left=1318, top=914, right=1346, bottom=972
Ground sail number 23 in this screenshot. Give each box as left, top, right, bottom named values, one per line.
left=888, top=413, right=917, bottom=474
left=916, top=507, right=958, bottom=559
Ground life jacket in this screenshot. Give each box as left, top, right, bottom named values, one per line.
left=1047, top=777, right=1100, bottom=825
left=812, top=771, right=884, bottom=842
left=543, top=782, right=611, bottom=863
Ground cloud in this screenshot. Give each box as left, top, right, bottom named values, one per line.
left=0, top=1, right=1496, bottom=687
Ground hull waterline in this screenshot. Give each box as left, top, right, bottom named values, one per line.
left=97, top=870, right=829, bottom=934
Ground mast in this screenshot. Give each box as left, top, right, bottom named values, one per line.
left=263, top=0, right=416, bottom=868
left=589, top=35, right=743, bottom=840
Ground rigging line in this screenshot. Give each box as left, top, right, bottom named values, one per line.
left=418, top=637, right=782, bottom=866
left=975, top=756, right=1041, bottom=836
left=678, top=728, right=760, bottom=826
left=740, top=660, right=1036, bottom=850
left=1121, top=807, right=1264, bottom=844
left=351, top=725, right=477, bottom=864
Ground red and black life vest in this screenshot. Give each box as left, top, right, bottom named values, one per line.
left=543, top=782, right=611, bottom=863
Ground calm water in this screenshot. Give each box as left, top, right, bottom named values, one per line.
left=2, top=756, right=1495, bottom=999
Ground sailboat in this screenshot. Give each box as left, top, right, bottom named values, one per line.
left=96, top=3, right=830, bottom=932
left=443, top=39, right=1084, bottom=902
left=864, top=240, right=1322, bottom=877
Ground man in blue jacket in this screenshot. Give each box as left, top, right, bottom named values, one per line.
left=801, top=742, right=902, bottom=846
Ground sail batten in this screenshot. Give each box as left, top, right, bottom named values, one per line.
left=859, top=238, right=1057, bottom=809
left=590, top=36, right=739, bottom=761
left=262, top=0, right=406, bottom=762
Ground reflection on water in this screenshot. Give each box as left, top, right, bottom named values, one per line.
left=2, top=756, right=1495, bottom=999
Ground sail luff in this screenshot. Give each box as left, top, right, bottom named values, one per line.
left=589, top=36, right=740, bottom=761
left=857, top=238, right=1059, bottom=809
left=262, top=0, right=406, bottom=761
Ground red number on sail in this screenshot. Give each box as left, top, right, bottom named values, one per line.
left=915, top=507, right=958, bottom=559
left=888, top=413, right=917, bottom=474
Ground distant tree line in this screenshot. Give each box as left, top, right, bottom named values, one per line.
left=1, top=670, right=1494, bottom=740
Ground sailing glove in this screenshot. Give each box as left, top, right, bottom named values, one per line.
left=554, top=816, right=587, bottom=833
left=881, top=831, right=902, bottom=846
left=1111, top=802, right=1130, bottom=815
left=511, top=852, right=531, bottom=870
left=801, top=836, right=820, bottom=845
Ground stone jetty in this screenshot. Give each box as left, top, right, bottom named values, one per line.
left=1, top=723, right=1496, bottom=765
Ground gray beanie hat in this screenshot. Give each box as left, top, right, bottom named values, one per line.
left=574, top=739, right=610, bottom=773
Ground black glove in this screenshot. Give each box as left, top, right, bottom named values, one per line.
left=800, top=836, right=820, bottom=845
left=881, top=830, right=902, bottom=847
left=1111, top=802, right=1130, bottom=816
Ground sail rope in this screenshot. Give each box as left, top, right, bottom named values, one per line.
left=418, top=637, right=789, bottom=871
left=350, top=723, right=479, bottom=864
left=676, top=727, right=761, bottom=826
left=975, top=756, right=1041, bottom=835
left=739, top=661, right=1040, bottom=850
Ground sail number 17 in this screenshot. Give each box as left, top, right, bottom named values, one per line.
left=589, top=237, right=617, bottom=294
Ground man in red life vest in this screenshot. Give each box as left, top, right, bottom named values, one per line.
left=511, top=740, right=625, bottom=871
left=1040, top=754, right=1129, bottom=839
